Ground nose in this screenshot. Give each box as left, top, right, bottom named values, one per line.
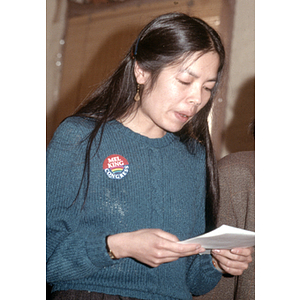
left=188, top=85, right=202, bottom=106
left=188, top=98, right=201, bottom=106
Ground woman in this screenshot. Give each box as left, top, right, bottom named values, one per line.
left=47, top=13, right=252, bottom=300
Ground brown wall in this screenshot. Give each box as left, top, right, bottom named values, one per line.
left=47, top=0, right=255, bottom=159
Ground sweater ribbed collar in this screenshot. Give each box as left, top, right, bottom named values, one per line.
left=109, top=120, right=178, bottom=149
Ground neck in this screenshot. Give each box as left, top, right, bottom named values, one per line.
left=118, top=111, right=166, bottom=139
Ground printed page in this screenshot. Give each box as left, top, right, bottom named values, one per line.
left=179, top=225, right=255, bottom=254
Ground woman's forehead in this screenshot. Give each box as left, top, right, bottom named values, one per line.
left=167, top=51, right=218, bottom=69
left=165, top=51, right=219, bottom=74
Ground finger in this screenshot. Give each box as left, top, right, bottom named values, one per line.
left=144, top=254, right=183, bottom=268
left=214, top=258, right=249, bottom=276
left=218, top=262, right=247, bottom=276
left=212, top=252, right=250, bottom=275
left=212, top=249, right=252, bottom=263
left=159, top=239, right=205, bottom=256
left=171, top=245, right=206, bottom=257
left=147, top=246, right=205, bottom=267
left=152, top=229, right=206, bottom=254
left=152, top=237, right=207, bottom=260
left=230, top=247, right=254, bottom=256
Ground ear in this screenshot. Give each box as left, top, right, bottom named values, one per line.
left=134, top=62, right=150, bottom=85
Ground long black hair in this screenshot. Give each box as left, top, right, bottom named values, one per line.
left=72, top=13, right=225, bottom=231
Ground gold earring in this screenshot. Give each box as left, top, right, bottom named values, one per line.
left=134, top=83, right=140, bottom=101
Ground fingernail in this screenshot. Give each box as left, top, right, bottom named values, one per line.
left=212, top=249, right=220, bottom=254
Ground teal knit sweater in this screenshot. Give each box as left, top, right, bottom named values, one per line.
left=46, top=117, right=222, bottom=300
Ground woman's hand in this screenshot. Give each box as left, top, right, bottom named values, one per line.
left=107, top=229, right=205, bottom=267
left=211, top=247, right=254, bottom=275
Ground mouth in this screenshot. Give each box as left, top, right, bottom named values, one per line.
left=175, top=112, right=193, bottom=123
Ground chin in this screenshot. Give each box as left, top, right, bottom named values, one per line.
left=165, top=125, right=184, bottom=133
left=158, top=120, right=185, bottom=134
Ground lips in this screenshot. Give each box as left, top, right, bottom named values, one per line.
left=175, top=111, right=193, bottom=123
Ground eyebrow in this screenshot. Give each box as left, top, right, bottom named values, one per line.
left=183, top=69, right=217, bottom=82
left=185, top=69, right=199, bottom=78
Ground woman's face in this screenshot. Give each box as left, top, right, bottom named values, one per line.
left=125, top=51, right=220, bottom=138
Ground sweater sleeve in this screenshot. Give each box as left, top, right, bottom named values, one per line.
left=186, top=254, right=222, bottom=296
left=46, top=118, right=118, bottom=284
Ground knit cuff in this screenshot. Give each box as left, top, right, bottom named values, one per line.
left=187, top=254, right=222, bottom=296
left=85, top=231, right=119, bottom=268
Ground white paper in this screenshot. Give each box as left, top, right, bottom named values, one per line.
left=179, top=225, right=255, bottom=254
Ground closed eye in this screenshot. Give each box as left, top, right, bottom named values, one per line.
left=178, top=80, right=191, bottom=86
left=203, top=86, right=213, bottom=92
left=203, top=82, right=216, bottom=92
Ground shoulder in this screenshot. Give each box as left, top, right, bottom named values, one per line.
left=174, top=139, right=206, bottom=165
left=182, top=138, right=206, bottom=158
left=49, top=116, right=96, bottom=147
left=53, top=117, right=95, bottom=140
left=55, top=116, right=96, bottom=136
left=218, top=151, right=255, bottom=177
